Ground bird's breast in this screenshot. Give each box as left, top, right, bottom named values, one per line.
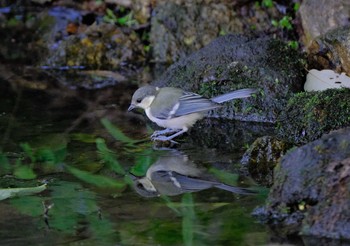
left=145, top=108, right=204, bottom=130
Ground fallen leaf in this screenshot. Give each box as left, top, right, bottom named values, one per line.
left=304, top=69, right=350, bottom=91
left=0, top=184, right=47, bottom=201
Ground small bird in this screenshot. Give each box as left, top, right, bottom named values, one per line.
left=128, top=85, right=256, bottom=142
left=130, top=152, right=256, bottom=197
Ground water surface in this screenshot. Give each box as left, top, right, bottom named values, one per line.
left=0, top=69, right=271, bottom=245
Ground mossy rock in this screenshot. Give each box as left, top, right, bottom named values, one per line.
left=277, top=88, right=350, bottom=144
left=254, top=127, right=350, bottom=239
left=153, top=34, right=306, bottom=122
left=240, top=136, right=292, bottom=187
left=45, top=23, right=146, bottom=70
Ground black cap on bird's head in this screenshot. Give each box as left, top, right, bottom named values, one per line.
left=128, top=85, right=158, bottom=111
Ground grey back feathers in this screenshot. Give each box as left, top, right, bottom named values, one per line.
left=150, top=88, right=219, bottom=119
left=174, top=92, right=220, bottom=117
left=211, top=88, right=257, bottom=103
left=172, top=88, right=257, bottom=117
left=149, top=87, right=184, bottom=119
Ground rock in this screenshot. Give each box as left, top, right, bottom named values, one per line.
left=44, top=22, right=146, bottom=71
left=182, top=119, right=275, bottom=151
left=150, top=1, right=283, bottom=67
left=153, top=34, right=305, bottom=122
left=0, top=5, right=149, bottom=88
left=0, top=9, right=53, bottom=64
left=277, top=88, right=350, bottom=144
left=131, top=0, right=152, bottom=25
left=299, top=0, right=350, bottom=47
left=307, top=27, right=350, bottom=75
left=147, top=118, right=275, bottom=151
left=254, top=127, right=350, bottom=240
left=240, top=136, right=292, bottom=187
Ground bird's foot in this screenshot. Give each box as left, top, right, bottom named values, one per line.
left=152, top=128, right=188, bottom=145
left=151, top=129, right=176, bottom=140
left=152, top=136, right=179, bottom=144
left=152, top=135, right=179, bottom=145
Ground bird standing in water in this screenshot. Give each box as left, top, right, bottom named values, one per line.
left=128, top=85, right=256, bottom=143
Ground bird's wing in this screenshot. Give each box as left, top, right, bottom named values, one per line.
left=151, top=171, right=256, bottom=195
left=173, top=91, right=221, bottom=117
left=170, top=172, right=219, bottom=191
left=149, top=88, right=184, bottom=119
left=151, top=171, right=216, bottom=192
left=150, top=89, right=220, bottom=119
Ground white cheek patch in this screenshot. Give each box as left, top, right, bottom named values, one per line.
left=139, top=179, right=157, bottom=192
left=139, top=96, right=155, bottom=109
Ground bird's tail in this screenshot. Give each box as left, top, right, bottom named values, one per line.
left=216, top=183, right=257, bottom=195
left=211, top=88, right=257, bottom=103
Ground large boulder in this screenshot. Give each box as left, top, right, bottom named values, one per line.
left=299, top=0, right=350, bottom=47
left=307, top=27, right=350, bottom=75
left=150, top=1, right=286, bottom=68
left=240, top=136, right=292, bottom=187
left=254, top=127, right=350, bottom=240
left=153, top=34, right=305, bottom=123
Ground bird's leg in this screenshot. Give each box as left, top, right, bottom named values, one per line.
left=151, top=128, right=177, bottom=139
left=152, top=128, right=188, bottom=143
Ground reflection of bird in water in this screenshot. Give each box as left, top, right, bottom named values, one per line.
left=130, top=152, right=256, bottom=197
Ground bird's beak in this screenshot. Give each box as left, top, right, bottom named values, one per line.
left=128, top=172, right=139, bottom=181
left=128, top=104, right=135, bottom=112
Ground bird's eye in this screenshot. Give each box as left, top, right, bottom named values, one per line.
left=136, top=98, right=142, bottom=103
left=136, top=183, right=144, bottom=189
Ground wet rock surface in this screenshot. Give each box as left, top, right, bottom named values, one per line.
left=183, top=120, right=275, bottom=151
left=240, top=136, right=292, bottom=187
left=0, top=4, right=150, bottom=88
left=255, top=127, right=350, bottom=240
left=307, top=26, right=350, bottom=75
left=153, top=34, right=305, bottom=122
left=44, top=21, right=147, bottom=71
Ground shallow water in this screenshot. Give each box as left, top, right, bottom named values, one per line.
left=0, top=69, right=276, bottom=246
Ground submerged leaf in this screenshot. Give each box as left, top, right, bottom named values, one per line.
left=13, top=165, right=37, bottom=180
left=66, top=165, right=126, bottom=189
left=0, top=184, right=46, bottom=201
left=101, top=118, right=137, bottom=145
left=161, top=195, right=181, bottom=215
left=208, top=168, right=239, bottom=185
left=96, top=138, right=126, bottom=175
left=20, top=143, right=36, bottom=163
left=71, top=133, right=97, bottom=143
left=0, top=153, right=11, bottom=175
left=181, top=193, right=195, bottom=246
left=130, top=155, right=153, bottom=176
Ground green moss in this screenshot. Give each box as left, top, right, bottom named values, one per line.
left=277, top=88, right=350, bottom=144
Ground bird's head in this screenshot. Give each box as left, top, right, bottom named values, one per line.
left=128, top=85, right=158, bottom=111
left=129, top=173, right=159, bottom=197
